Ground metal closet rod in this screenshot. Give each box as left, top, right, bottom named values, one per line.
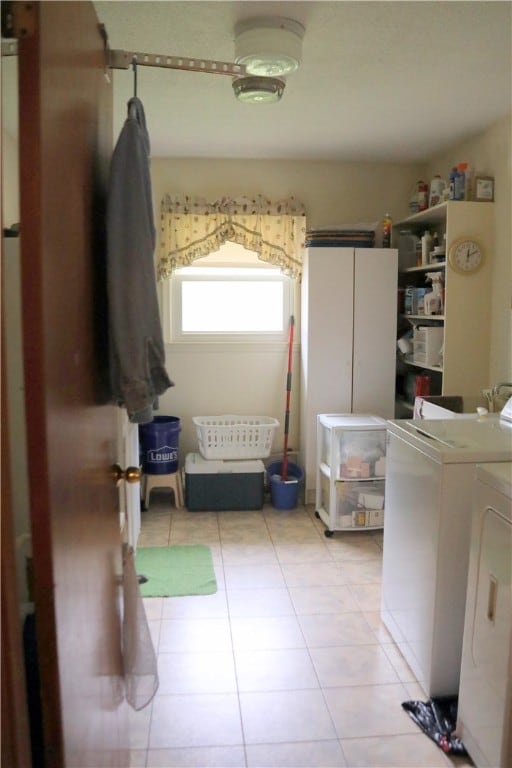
left=1, top=40, right=247, bottom=78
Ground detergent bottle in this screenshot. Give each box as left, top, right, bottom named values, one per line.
left=424, top=272, right=444, bottom=315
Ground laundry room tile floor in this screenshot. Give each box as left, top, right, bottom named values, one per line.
left=129, top=491, right=474, bottom=768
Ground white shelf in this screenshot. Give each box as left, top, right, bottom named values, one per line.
left=402, top=262, right=446, bottom=273
left=396, top=201, right=450, bottom=227
left=403, top=359, right=444, bottom=373
left=403, top=314, right=445, bottom=321
left=396, top=398, right=414, bottom=412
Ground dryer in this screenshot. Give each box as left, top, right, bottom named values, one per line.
left=456, top=462, right=512, bottom=768
left=381, top=410, right=512, bottom=697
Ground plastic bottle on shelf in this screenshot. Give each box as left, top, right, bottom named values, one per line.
left=409, top=188, right=419, bottom=214
left=414, top=374, right=431, bottom=398
left=382, top=213, right=392, bottom=248
left=405, top=286, right=417, bottom=315
left=464, top=165, right=474, bottom=200
left=454, top=162, right=468, bottom=200
left=429, top=176, right=447, bottom=207
left=449, top=167, right=458, bottom=200
left=416, top=181, right=429, bottom=211
left=421, top=231, right=433, bottom=265
left=424, top=272, right=444, bottom=315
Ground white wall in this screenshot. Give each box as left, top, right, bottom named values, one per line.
left=426, top=114, right=512, bottom=384
left=151, top=157, right=424, bottom=231
left=5, top=80, right=509, bottom=475
left=151, top=157, right=425, bottom=460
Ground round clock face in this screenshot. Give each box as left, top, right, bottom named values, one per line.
left=449, top=238, right=484, bottom=273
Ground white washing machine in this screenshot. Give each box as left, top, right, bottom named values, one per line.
left=456, top=462, right=512, bottom=768
left=381, top=407, right=512, bottom=697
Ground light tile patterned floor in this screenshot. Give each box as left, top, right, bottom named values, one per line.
left=130, top=490, right=474, bottom=768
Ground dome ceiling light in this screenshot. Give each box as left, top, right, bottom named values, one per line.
left=232, top=76, right=285, bottom=104
left=234, top=17, right=305, bottom=77
left=232, top=17, right=305, bottom=103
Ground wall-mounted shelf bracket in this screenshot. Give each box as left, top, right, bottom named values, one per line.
left=108, top=48, right=246, bottom=77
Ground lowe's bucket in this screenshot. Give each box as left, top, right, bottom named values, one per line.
left=267, top=461, right=303, bottom=510
left=139, top=416, right=181, bottom=475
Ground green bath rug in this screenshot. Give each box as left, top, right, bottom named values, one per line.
left=135, top=545, right=217, bottom=597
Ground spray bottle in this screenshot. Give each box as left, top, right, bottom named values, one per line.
left=424, top=272, right=444, bottom=315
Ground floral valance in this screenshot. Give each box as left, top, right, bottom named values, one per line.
left=158, top=195, right=306, bottom=280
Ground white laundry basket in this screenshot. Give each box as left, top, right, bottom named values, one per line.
left=192, top=415, right=279, bottom=460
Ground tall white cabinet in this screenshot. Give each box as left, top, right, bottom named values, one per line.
left=300, top=247, right=398, bottom=502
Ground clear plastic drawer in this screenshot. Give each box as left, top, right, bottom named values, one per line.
left=320, top=426, right=386, bottom=480
left=320, top=476, right=385, bottom=530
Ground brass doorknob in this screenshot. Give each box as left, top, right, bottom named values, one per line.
left=112, top=464, right=142, bottom=484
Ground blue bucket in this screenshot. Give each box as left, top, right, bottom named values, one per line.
left=139, top=416, right=181, bottom=475
left=267, top=460, right=304, bottom=510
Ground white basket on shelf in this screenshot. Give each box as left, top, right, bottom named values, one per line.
left=192, top=415, right=279, bottom=460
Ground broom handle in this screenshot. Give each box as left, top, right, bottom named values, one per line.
left=282, top=315, right=295, bottom=480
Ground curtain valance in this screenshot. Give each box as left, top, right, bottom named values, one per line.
left=158, top=194, right=306, bottom=280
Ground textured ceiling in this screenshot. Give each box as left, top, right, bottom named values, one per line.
left=71, top=2, right=512, bottom=161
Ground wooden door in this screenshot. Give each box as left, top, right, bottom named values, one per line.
left=17, top=2, right=129, bottom=765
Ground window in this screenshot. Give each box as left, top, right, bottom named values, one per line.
left=163, top=242, right=295, bottom=343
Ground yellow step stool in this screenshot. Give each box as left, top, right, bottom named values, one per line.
left=142, top=471, right=184, bottom=510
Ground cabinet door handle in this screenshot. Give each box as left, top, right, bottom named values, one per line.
left=487, top=574, right=498, bottom=623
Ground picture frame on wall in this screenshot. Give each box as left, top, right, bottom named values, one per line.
left=473, top=175, right=495, bottom=202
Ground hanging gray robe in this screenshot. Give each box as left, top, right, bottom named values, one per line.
left=107, top=97, right=173, bottom=423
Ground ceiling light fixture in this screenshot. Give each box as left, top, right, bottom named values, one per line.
left=234, top=17, right=305, bottom=77
left=232, top=75, right=285, bottom=104
left=232, top=17, right=304, bottom=103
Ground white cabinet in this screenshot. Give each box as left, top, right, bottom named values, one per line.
left=300, top=247, right=397, bottom=502
left=395, top=201, right=494, bottom=415
left=457, top=463, right=512, bottom=768
left=315, top=413, right=387, bottom=536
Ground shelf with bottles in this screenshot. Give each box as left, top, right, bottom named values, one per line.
left=395, top=366, right=443, bottom=417
left=394, top=201, right=494, bottom=272
left=394, top=205, right=447, bottom=272
left=399, top=271, right=445, bottom=319
left=395, top=200, right=493, bottom=402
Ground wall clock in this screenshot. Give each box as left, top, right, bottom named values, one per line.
left=448, top=238, right=485, bottom=274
